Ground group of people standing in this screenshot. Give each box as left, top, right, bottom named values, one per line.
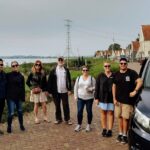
left=0, top=56, right=73, bottom=135
left=0, top=57, right=143, bottom=145
left=94, top=57, right=142, bottom=144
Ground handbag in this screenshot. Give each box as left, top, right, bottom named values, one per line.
left=32, top=87, right=41, bottom=94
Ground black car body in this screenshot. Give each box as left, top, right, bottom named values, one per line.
left=128, top=58, right=150, bottom=150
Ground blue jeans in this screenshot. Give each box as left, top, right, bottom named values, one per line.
left=77, top=98, right=93, bottom=125
left=7, top=100, right=23, bottom=127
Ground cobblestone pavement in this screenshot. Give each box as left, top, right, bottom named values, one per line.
left=0, top=63, right=141, bottom=150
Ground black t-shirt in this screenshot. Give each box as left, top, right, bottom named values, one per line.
left=113, top=69, right=139, bottom=105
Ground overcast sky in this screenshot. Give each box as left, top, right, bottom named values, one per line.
left=0, top=0, right=150, bottom=56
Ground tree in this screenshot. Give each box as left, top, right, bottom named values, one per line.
left=108, top=43, right=121, bottom=50
left=126, top=44, right=131, bottom=50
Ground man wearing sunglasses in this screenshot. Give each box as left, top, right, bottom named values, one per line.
left=112, top=57, right=143, bottom=144
left=0, top=59, right=7, bottom=135
left=47, top=57, right=72, bottom=125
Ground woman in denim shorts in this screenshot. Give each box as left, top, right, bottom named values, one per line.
left=95, top=62, right=114, bottom=137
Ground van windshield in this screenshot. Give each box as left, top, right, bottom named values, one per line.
left=144, top=62, right=150, bottom=88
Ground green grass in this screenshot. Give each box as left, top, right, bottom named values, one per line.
left=70, top=58, right=119, bottom=80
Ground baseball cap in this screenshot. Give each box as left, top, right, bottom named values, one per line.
left=119, top=57, right=127, bottom=62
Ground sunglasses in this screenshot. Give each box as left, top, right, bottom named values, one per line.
left=104, top=65, right=110, bottom=68
left=12, top=64, right=19, bottom=68
left=58, top=58, right=64, bottom=62
left=0, top=64, right=3, bottom=66
left=82, top=69, right=88, bottom=72
left=35, top=63, right=41, bottom=67
left=120, top=62, right=127, bottom=65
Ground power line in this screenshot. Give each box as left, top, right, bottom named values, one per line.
left=65, top=19, right=72, bottom=68
left=73, top=27, right=131, bottom=42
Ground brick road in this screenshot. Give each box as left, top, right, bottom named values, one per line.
left=0, top=62, right=140, bottom=150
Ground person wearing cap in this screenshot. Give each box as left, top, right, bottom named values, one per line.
left=47, top=57, right=72, bottom=125
left=0, top=58, right=7, bottom=135
left=112, top=57, right=143, bottom=144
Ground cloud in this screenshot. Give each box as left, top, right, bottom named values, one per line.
left=0, top=0, right=150, bottom=56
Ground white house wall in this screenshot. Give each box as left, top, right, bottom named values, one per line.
left=138, top=28, right=150, bottom=58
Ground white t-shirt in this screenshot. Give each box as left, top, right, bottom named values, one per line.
left=56, top=66, right=67, bottom=93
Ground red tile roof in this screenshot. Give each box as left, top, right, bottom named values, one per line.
left=142, top=25, right=150, bottom=41
left=132, top=41, right=140, bottom=52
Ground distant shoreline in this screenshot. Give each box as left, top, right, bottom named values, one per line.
left=0, top=56, right=57, bottom=59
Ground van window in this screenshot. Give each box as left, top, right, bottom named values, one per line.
left=144, top=62, right=150, bottom=88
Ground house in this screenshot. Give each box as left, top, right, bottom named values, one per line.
left=94, top=50, right=110, bottom=58
left=137, top=25, right=150, bottom=58
left=113, top=49, right=127, bottom=60
left=94, top=50, right=104, bottom=58
left=131, top=41, right=140, bottom=60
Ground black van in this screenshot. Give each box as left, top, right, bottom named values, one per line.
left=128, top=58, right=150, bottom=150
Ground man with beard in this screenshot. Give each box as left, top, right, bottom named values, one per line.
left=112, top=58, right=143, bottom=144
left=47, top=57, right=72, bottom=125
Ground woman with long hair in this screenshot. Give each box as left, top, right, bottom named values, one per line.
left=26, top=60, right=49, bottom=124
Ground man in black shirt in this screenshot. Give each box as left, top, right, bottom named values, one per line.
left=112, top=58, right=143, bottom=144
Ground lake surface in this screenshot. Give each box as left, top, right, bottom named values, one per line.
left=3, top=58, right=57, bottom=66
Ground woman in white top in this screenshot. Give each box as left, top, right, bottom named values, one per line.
left=74, top=66, right=95, bottom=132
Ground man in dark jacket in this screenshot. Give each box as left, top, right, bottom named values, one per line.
left=6, top=61, right=25, bottom=133
left=0, top=59, right=6, bottom=135
left=47, top=57, right=72, bottom=124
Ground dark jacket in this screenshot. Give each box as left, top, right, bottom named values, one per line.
left=47, top=66, right=72, bottom=94
left=95, top=72, right=114, bottom=103
left=0, top=71, right=7, bottom=99
left=26, top=72, right=47, bottom=91
left=6, top=71, right=25, bottom=101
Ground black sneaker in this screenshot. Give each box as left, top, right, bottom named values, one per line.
left=121, top=136, right=128, bottom=144
left=7, top=127, right=12, bottom=133
left=20, top=125, right=25, bottom=131
left=116, top=134, right=123, bottom=142
left=106, top=130, right=112, bottom=137
left=101, top=129, right=107, bottom=137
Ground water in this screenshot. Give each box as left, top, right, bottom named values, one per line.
left=2, top=58, right=57, bottom=66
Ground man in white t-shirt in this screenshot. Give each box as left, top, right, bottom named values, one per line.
left=48, top=57, right=72, bottom=125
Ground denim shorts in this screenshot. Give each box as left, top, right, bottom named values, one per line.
left=98, top=102, right=114, bottom=111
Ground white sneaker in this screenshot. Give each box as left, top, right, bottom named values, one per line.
left=66, top=120, right=73, bottom=125
left=74, top=125, right=81, bottom=132
left=85, top=124, right=91, bottom=132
